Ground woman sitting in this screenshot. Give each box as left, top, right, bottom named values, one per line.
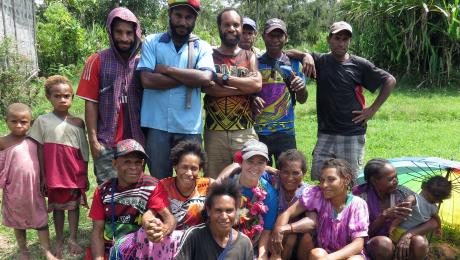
left=175, top=180, right=254, bottom=259
left=352, top=158, right=439, bottom=260
left=111, top=140, right=212, bottom=259
left=272, top=159, right=369, bottom=260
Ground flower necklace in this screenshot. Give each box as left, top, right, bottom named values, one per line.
left=238, top=183, right=268, bottom=241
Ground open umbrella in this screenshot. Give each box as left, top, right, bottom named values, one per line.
left=356, top=157, right=460, bottom=226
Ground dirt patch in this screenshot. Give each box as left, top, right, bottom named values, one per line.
left=428, top=242, right=460, bottom=260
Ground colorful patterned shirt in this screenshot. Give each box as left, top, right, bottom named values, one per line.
left=204, top=49, right=255, bottom=131
left=255, top=53, right=305, bottom=135
left=159, top=177, right=212, bottom=230
left=89, top=175, right=169, bottom=252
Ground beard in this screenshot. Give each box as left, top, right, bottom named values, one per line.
left=219, top=30, right=240, bottom=48
left=113, top=39, right=136, bottom=54
left=169, top=19, right=195, bottom=41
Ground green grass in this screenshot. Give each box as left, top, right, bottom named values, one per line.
left=0, top=81, right=459, bottom=259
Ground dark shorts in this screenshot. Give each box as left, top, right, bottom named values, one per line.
left=258, top=132, right=296, bottom=167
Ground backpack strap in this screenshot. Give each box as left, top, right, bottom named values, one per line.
left=185, top=35, right=199, bottom=108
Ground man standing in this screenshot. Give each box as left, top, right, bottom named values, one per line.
left=255, top=18, right=307, bottom=166
left=309, top=21, right=396, bottom=180
left=77, top=7, right=144, bottom=184
left=137, top=0, right=215, bottom=179
left=239, top=17, right=262, bottom=56
left=202, top=8, right=262, bottom=178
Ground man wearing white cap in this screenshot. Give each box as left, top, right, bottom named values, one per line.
left=309, top=21, right=396, bottom=181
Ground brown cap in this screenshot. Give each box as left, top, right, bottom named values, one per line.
left=330, top=21, right=352, bottom=35
left=263, top=18, right=287, bottom=34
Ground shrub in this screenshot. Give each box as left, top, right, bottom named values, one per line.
left=37, top=2, right=85, bottom=75
left=0, top=38, right=40, bottom=117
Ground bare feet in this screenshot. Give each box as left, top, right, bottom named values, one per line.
left=18, top=250, right=30, bottom=260
left=54, top=241, right=63, bottom=259
left=68, top=239, right=83, bottom=255
left=44, top=250, right=59, bottom=260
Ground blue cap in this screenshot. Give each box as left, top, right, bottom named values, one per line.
left=243, top=17, right=257, bottom=31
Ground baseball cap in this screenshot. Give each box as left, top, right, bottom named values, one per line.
left=115, top=139, right=149, bottom=160
left=330, top=21, right=352, bottom=35
left=243, top=17, right=257, bottom=31
left=242, top=139, right=269, bottom=161
left=168, top=0, right=201, bottom=14
left=263, top=18, right=287, bottom=34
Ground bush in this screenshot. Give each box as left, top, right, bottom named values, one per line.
left=338, top=0, right=460, bottom=86
left=0, top=38, right=40, bottom=117
left=37, top=2, right=86, bottom=75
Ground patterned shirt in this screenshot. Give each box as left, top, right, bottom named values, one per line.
left=204, top=49, right=254, bottom=131
left=89, top=175, right=169, bottom=252
left=255, top=53, right=305, bottom=135
left=159, top=177, right=212, bottom=230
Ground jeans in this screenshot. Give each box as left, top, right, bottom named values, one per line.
left=144, top=128, right=201, bottom=179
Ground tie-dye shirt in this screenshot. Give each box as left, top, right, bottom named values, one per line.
left=300, top=186, right=369, bottom=255
left=255, top=53, right=305, bottom=135
left=159, top=177, right=212, bottom=230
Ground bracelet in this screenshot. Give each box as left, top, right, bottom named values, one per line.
left=290, top=223, right=294, bottom=233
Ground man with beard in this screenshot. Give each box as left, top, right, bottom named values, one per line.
left=77, top=7, right=144, bottom=184
left=137, top=0, right=215, bottom=179
left=202, top=8, right=262, bottom=179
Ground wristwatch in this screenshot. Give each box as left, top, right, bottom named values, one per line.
left=222, top=73, right=229, bottom=86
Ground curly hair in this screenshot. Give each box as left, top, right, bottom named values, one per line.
left=169, top=140, right=206, bottom=170
left=422, top=175, right=452, bottom=201
left=205, top=179, right=240, bottom=210
left=44, top=75, right=72, bottom=95
left=276, top=149, right=307, bottom=174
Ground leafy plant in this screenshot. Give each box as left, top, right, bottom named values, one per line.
left=37, top=2, right=86, bottom=75
left=0, top=38, right=40, bottom=117
left=338, top=0, right=460, bottom=86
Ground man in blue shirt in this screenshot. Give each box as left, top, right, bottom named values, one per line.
left=137, top=0, right=215, bottom=179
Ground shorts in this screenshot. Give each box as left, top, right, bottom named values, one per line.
left=389, top=226, right=407, bottom=243
left=258, top=132, right=296, bottom=167
left=47, top=188, right=87, bottom=212
left=94, top=148, right=117, bottom=185
left=311, top=133, right=365, bottom=182
left=204, top=128, right=258, bottom=179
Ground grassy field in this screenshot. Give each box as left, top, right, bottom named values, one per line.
left=0, top=81, right=459, bottom=259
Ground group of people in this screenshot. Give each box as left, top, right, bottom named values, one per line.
left=0, top=0, right=453, bottom=259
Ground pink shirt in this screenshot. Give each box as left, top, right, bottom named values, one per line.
left=300, top=186, right=369, bottom=254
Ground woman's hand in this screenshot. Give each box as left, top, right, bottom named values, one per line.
left=270, top=224, right=289, bottom=255
left=382, top=201, right=412, bottom=220
left=396, top=232, right=413, bottom=259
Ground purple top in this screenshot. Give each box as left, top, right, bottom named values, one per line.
left=352, top=183, right=414, bottom=237
left=300, top=186, right=369, bottom=254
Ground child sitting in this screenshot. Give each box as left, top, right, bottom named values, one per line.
left=389, top=175, right=452, bottom=243
left=29, top=75, right=89, bottom=257
left=0, top=103, right=57, bottom=259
